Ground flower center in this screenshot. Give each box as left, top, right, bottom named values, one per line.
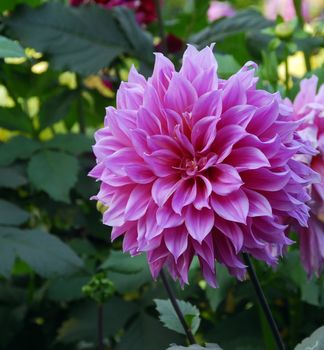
left=177, top=156, right=208, bottom=177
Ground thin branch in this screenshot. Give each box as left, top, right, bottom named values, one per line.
left=242, top=253, right=286, bottom=350
left=98, top=304, right=104, bottom=350
left=159, top=269, right=196, bottom=345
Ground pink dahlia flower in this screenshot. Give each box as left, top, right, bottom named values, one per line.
left=286, top=76, right=324, bottom=276
left=90, top=45, right=319, bottom=287
left=208, top=1, right=236, bottom=22
left=264, top=0, right=311, bottom=22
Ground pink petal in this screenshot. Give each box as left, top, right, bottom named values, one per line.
left=172, top=178, right=197, bottom=214
left=211, top=189, right=249, bottom=224
left=185, top=206, right=214, bottom=243
left=152, top=175, right=180, bottom=207
left=124, top=184, right=151, bottom=220
left=125, top=164, right=156, bottom=184
left=209, top=164, right=243, bottom=195
left=137, top=107, right=162, bottom=135
left=156, top=204, right=184, bottom=228
left=244, top=188, right=272, bottom=217
left=144, top=149, right=180, bottom=177
left=164, top=226, right=188, bottom=261
left=191, top=116, right=219, bottom=153
left=214, top=215, right=244, bottom=253
left=191, top=90, right=222, bottom=124
left=225, top=147, right=270, bottom=171
left=164, top=73, right=198, bottom=113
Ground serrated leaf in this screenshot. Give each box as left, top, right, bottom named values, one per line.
left=45, top=133, right=93, bottom=155
left=0, top=136, right=41, bottom=167
left=101, top=250, right=147, bottom=274
left=0, top=166, right=27, bottom=189
left=0, top=227, right=84, bottom=278
left=0, top=36, right=25, bottom=58
left=27, top=150, right=79, bottom=202
left=294, top=326, right=324, bottom=350
left=0, top=200, right=29, bottom=226
left=155, top=299, right=201, bottom=335
left=167, top=344, right=222, bottom=350
left=6, top=3, right=154, bottom=75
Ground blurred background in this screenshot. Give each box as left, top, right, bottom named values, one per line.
left=0, top=0, right=323, bottom=349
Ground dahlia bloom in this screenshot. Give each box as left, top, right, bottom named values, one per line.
left=69, top=0, right=156, bottom=25
left=286, top=76, right=324, bottom=276
left=208, top=1, right=236, bottom=22
left=264, top=0, right=311, bottom=22
left=90, top=45, right=319, bottom=287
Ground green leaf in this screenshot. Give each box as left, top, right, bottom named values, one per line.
left=294, top=326, right=324, bottom=350
left=0, top=136, right=41, bottom=167
left=45, top=133, right=93, bottom=155
left=116, top=312, right=184, bottom=350
left=39, top=90, right=77, bottom=130
left=0, top=106, right=33, bottom=133
left=27, top=150, right=79, bottom=202
left=0, top=227, right=84, bottom=278
left=109, top=268, right=152, bottom=293
left=0, top=166, right=27, bottom=189
left=206, top=264, right=234, bottom=311
left=0, top=36, right=25, bottom=58
left=167, top=344, right=222, bottom=350
left=6, top=3, right=154, bottom=75
left=190, top=9, right=272, bottom=48
left=47, top=276, right=90, bottom=302
left=0, top=199, right=29, bottom=226
left=154, top=299, right=201, bottom=335
left=301, top=279, right=320, bottom=306
left=101, top=250, right=147, bottom=274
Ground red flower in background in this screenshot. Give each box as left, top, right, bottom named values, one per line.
left=69, top=0, right=157, bottom=25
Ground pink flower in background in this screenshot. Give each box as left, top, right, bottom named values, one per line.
left=287, top=76, right=324, bottom=276
left=69, top=0, right=157, bottom=25
left=264, top=0, right=311, bottom=22
left=90, top=45, right=318, bottom=287
left=208, top=1, right=236, bottom=21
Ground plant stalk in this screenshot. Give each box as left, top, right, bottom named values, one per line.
left=160, top=269, right=196, bottom=345
left=98, top=304, right=104, bottom=350
left=242, top=253, right=285, bottom=350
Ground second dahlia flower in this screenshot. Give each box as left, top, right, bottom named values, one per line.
left=90, top=45, right=319, bottom=287
left=286, top=76, right=324, bottom=276
left=208, top=1, right=236, bottom=22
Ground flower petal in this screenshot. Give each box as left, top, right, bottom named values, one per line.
left=185, top=206, right=214, bottom=243
left=211, top=189, right=249, bottom=224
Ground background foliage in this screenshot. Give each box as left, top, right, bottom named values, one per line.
left=0, top=0, right=323, bottom=349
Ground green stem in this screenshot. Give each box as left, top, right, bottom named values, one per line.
left=284, top=46, right=290, bottom=97
left=76, top=76, right=85, bottom=134
left=98, top=304, right=104, bottom=350
left=242, top=254, right=285, bottom=350
left=303, top=52, right=312, bottom=72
